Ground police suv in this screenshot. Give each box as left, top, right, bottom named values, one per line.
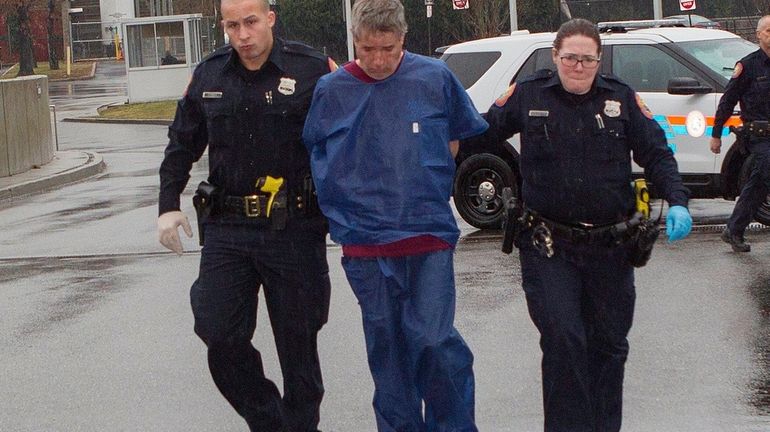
left=443, top=21, right=767, bottom=229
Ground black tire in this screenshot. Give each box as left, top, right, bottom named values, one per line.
left=737, top=154, right=770, bottom=226
left=453, top=153, right=517, bottom=229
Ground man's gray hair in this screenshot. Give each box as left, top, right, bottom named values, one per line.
left=351, top=0, right=408, bottom=39
left=757, top=15, right=770, bottom=32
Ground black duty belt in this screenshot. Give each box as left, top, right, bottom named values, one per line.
left=223, top=195, right=271, bottom=217
left=522, top=208, right=637, bottom=245
left=745, top=120, right=770, bottom=137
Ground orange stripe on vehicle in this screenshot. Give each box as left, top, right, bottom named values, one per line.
left=703, top=116, right=742, bottom=126
left=667, top=116, right=687, bottom=125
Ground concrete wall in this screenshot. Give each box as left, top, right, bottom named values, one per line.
left=0, top=76, right=54, bottom=177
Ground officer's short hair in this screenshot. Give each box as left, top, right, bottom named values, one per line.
left=220, top=0, right=269, bottom=11
left=553, top=18, right=602, bottom=55
left=351, top=0, right=408, bottom=40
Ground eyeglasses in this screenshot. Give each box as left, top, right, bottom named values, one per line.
left=559, top=54, right=600, bottom=68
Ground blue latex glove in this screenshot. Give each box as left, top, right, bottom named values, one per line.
left=666, top=205, right=692, bottom=242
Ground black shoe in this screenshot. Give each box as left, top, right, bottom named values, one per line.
left=721, top=227, right=750, bottom=252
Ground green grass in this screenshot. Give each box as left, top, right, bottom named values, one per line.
left=0, top=61, right=95, bottom=80
left=97, top=100, right=178, bottom=120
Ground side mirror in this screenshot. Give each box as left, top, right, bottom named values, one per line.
left=668, top=77, right=713, bottom=95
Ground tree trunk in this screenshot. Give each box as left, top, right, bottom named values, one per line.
left=16, top=2, right=36, bottom=76
left=47, top=0, right=59, bottom=69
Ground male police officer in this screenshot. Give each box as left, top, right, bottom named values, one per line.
left=156, top=0, right=335, bottom=430
left=710, top=15, right=770, bottom=253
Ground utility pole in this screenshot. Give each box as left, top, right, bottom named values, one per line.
left=344, top=0, right=354, bottom=62
left=653, top=0, right=663, bottom=19
left=510, top=0, right=518, bottom=31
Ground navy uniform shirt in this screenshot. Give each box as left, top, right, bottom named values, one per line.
left=484, top=70, right=688, bottom=225
left=712, top=48, right=770, bottom=138
left=158, top=38, right=334, bottom=215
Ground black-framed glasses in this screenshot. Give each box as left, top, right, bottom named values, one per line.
left=559, top=54, right=600, bottom=68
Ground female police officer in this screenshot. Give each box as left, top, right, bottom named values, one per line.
left=480, top=19, right=692, bottom=432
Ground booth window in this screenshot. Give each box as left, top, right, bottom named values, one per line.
left=126, top=21, right=186, bottom=68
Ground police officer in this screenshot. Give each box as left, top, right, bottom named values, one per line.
left=710, top=15, right=770, bottom=253
left=156, top=0, right=334, bottom=430
left=478, top=19, right=692, bottom=432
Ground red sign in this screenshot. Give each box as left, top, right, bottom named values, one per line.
left=679, top=0, right=696, bottom=11
left=453, top=0, right=469, bottom=10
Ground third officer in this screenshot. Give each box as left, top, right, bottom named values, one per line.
left=710, top=15, right=770, bottom=252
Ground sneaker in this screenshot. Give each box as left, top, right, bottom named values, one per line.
left=721, top=227, right=750, bottom=252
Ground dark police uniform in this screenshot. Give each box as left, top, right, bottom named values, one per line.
left=483, top=70, right=688, bottom=432
left=713, top=48, right=770, bottom=240
left=158, top=39, right=334, bottom=432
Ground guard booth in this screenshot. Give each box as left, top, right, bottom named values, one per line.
left=122, top=14, right=206, bottom=103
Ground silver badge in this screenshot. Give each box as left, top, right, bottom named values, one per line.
left=277, top=77, right=296, bottom=96
left=603, top=100, right=621, bottom=118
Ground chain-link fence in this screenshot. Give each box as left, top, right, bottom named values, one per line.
left=71, top=21, right=121, bottom=61
left=715, top=15, right=762, bottom=43
left=71, top=16, right=218, bottom=62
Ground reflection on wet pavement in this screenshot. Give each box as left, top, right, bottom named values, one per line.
left=0, top=256, right=133, bottom=339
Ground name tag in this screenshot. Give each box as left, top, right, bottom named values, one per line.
left=202, top=91, right=223, bottom=99
left=528, top=110, right=549, bottom=117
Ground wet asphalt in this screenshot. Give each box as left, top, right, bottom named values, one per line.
left=1, top=61, right=769, bottom=431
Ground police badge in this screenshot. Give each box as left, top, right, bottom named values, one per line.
left=603, top=100, right=621, bottom=118
left=278, top=77, right=296, bottom=96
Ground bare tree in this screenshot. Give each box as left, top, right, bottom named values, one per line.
left=0, top=0, right=34, bottom=75
left=46, top=0, right=59, bottom=69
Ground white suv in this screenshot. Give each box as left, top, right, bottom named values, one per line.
left=442, top=25, right=766, bottom=229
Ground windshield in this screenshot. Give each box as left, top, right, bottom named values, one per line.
left=676, top=38, right=757, bottom=83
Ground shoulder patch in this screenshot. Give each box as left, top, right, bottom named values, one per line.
left=495, top=83, right=516, bottom=107
left=732, top=62, right=743, bottom=79
left=282, top=41, right=327, bottom=62
left=635, top=93, right=653, bottom=119
left=328, top=57, right=339, bottom=72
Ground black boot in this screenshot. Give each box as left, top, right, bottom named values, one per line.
left=721, top=227, right=750, bottom=252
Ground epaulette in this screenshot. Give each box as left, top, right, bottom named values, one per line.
left=281, top=41, right=327, bottom=63
left=199, top=45, right=232, bottom=64
left=519, top=68, right=553, bottom=83
left=599, top=73, right=624, bottom=84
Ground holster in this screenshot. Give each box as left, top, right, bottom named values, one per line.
left=270, top=189, right=288, bottom=231
left=192, top=181, right=220, bottom=246
left=501, top=187, right=524, bottom=254
left=627, top=213, right=660, bottom=268
left=301, top=174, right=321, bottom=216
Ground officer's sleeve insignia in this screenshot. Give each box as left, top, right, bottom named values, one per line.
left=328, top=57, right=339, bottom=72
left=604, top=99, right=622, bottom=118
left=494, top=83, right=516, bottom=107
left=731, top=61, right=743, bottom=79
left=634, top=93, right=653, bottom=119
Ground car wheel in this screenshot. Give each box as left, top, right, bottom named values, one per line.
left=737, top=154, right=770, bottom=227
left=453, top=153, right=517, bottom=229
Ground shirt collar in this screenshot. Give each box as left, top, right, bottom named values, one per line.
left=541, top=72, right=612, bottom=93
left=222, top=38, right=286, bottom=73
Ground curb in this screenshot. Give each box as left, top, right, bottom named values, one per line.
left=0, top=151, right=106, bottom=200
left=61, top=117, right=172, bottom=126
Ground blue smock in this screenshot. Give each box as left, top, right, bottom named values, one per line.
left=302, top=51, right=488, bottom=246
